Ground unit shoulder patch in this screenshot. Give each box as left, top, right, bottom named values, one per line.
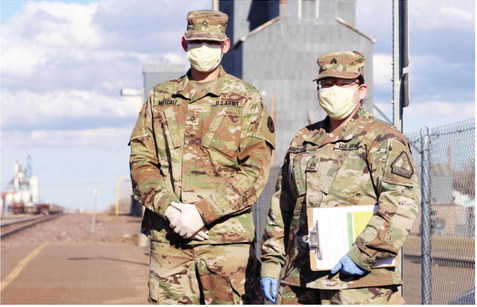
left=391, top=151, right=414, bottom=179
left=254, top=110, right=276, bottom=149
left=382, top=138, right=417, bottom=187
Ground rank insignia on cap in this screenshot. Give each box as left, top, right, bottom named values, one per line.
left=391, top=151, right=414, bottom=179
left=331, top=58, right=337, bottom=64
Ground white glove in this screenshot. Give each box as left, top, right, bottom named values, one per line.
left=191, top=228, right=209, bottom=241
left=166, top=203, right=208, bottom=240
left=169, top=202, right=205, bottom=239
left=164, top=204, right=180, bottom=223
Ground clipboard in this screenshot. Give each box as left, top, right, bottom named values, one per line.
left=305, top=205, right=397, bottom=271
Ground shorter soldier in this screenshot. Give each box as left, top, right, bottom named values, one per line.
left=260, top=51, right=420, bottom=304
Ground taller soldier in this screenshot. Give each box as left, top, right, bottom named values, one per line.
left=129, top=10, right=275, bottom=304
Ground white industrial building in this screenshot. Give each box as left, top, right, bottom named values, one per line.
left=2, top=157, right=39, bottom=214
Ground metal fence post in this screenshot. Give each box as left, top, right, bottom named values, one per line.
left=420, top=127, right=432, bottom=304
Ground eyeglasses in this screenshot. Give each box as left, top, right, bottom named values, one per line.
left=317, top=79, right=360, bottom=89
left=187, top=40, right=224, bottom=46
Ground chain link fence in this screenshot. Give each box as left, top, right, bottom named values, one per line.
left=403, top=118, right=475, bottom=305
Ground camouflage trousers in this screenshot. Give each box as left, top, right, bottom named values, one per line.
left=147, top=241, right=252, bottom=304
left=279, top=283, right=405, bottom=305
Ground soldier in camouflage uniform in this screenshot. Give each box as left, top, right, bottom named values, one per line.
left=129, top=10, right=276, bottom=304
left=260, top=51, right=420, bottom=304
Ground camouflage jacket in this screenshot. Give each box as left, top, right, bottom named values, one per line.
left=261, top=108, right=420, bottom=289
left=129, top=66, right=275, bottom=245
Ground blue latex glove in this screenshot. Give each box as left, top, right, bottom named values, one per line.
left=260, top=277, right=278, bottom=304
left=331, top=255, right=367, bottom=276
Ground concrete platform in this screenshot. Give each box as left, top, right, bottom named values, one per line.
left=1, top=241, right=150, bottom=304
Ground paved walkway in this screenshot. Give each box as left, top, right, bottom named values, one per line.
left=1, top=241, right=150, bottom=304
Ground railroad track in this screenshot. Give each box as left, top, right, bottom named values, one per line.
left=1, top=214, right=64, bottom=238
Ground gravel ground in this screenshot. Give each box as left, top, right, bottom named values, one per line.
left=1, top=213, right=143, bottom=251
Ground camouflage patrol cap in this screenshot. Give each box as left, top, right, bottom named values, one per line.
left=184, top=10, right=228, bottom=42
left=314, top=50, right=366, bottom=81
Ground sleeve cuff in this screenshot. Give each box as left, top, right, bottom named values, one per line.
left=260, top=262, right=282, bottom=280
left=155, top=193, right=180, bottom=218
left=196, top=197, right=223, bottom=224
left=347, top=244, right=377, bottom=271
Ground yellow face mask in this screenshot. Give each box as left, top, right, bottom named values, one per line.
left=186, top=43, right=223, bottom=72
left=318, top=86, right=359, bottom=119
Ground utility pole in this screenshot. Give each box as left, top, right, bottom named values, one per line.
left=115, top=176, right=131, bottom=216
left=392, top=0, right=410, bottom=132
left=91, top=188, right=98, bottom=233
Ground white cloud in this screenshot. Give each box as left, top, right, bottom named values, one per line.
left=403, top=101, right=475, bottom=134
left=409, top=53, right=474, bottom=103
left=1, top=0, right=207, bottom=88
left=410, top=1, right=474, bottom=31
left=0, top=0, right=210, bottom=138
left=408, top=100, right=475, bottom=117
left=20, top=1, right=100, bottom=48
left=372, top=53, right=392, bottom=89
left=1, top=1, right=101, bottom=77
left=2, top=127, right=132, bottom=148
left=358, top=0, right=475, bottom=34
left=0, top=0, right=200, bottom=133
left=373, top=100, right=475, bottom=134
left=1, top=5, right=149, bottom=87
left=1, top=45, right=48, bottom=77
left=1, top=89, right=143, bottom=129
left=355, top=0, right=391, bottom=43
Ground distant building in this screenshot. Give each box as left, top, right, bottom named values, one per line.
left=1, top=156, right=39, bottom=214
left=143, top=62, right=185, bottom=97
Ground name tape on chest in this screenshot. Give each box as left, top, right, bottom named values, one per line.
left=157, top=99, right=179, bottom=106
left=213, top=100, right=241, bottom=107
left=334, top=142, right=360, bottom=150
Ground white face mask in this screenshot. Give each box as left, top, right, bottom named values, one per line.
left=318, top=86, right=359, bottom=120
left=186, top=42, right=223, bottom=72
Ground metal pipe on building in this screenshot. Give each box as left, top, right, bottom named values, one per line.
left=297, top=0, right=302, bottom=19
left=212, top=0, right=219, bottom=11
left=315, top=0, right=320, bottom=19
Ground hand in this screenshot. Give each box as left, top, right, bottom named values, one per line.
left=260, top=277, right=278, bottom=304
left=191, top=228, right=209, bottom=241
left=164, top=204, right=180, bottom=224
left=169, top=202, right=205, bottom=239
left=331, top=255, right=367, bottom=276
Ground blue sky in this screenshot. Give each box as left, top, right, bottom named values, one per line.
left=1, top=0, right=475, bottom=212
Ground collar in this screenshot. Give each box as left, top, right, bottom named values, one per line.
left=306, top=107, right=370, bottom=146
left=173, top=65, right=227, bottom=100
